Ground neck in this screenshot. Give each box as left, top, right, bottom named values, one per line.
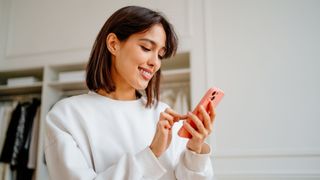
left=101, top=57, right=138, bottom=100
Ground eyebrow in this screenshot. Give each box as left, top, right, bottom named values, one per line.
left=139, top=38, right=166, bottom=50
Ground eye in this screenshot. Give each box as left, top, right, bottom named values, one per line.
left=140, top=46, right=151, bottom=52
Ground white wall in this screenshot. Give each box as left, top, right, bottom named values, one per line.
left=205, top=0, right=320, bottom=179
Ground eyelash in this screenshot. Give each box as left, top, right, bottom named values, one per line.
left=140, top=46, right=164, bottom=60
left=140, top=46, right=150, bottom=52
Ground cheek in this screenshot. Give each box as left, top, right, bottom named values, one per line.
left=155, top=61, right=161, bottom=71
left=134, top=50, right=149, bottom=64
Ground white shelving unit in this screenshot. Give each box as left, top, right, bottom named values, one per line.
left=0, top=52, right=191, bottom=180
left=0, top=67, right=44, bottom=96
left=48, top=81, right=87, bottom=91
left=0, top=82, right=43, bottom=96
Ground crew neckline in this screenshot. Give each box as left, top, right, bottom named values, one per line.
left=88, top=91, right=146, bottom=105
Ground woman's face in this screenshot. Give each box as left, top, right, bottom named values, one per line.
left=111, top=24, right=166, bottom=90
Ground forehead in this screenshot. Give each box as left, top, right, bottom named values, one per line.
left=128, top=24, right=166, bottom=48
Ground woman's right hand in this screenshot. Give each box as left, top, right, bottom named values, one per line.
left=149, top=108, right=187, bottom=158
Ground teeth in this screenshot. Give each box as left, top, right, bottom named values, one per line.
left=139, top=68, right=151, bottom=77
left=142, top=70, right=151, bottom=76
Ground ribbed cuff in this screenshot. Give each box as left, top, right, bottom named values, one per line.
left=184, top=145, right=211, bottom=172
left=135, top=147, right=167, bottom=179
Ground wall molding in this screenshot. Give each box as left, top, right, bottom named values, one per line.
left=214, top=148, right=320, bottom=158
left=215, top=172, right=320, bottom=179
left=5, top=47, right=90, bottom=60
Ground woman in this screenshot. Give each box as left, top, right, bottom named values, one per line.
left=45, top=6, right=215, bottom=180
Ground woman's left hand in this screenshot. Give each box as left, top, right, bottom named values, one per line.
left=183, top=100, right=216, bottom=154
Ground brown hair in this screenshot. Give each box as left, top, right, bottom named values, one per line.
left=86, top=6, right=178, bottom=108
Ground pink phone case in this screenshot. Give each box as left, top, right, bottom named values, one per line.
left=178, top=87, right=224, bottom=138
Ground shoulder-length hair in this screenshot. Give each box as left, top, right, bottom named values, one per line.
left=86, top=6, right=178, bottom=108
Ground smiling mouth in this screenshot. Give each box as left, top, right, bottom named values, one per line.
left=138, top=67, right=153, bottom=80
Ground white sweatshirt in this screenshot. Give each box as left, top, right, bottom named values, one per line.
left=45, top=91, right=214, bottom=180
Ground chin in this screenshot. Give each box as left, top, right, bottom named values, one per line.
left=136, top=82, right=150, bottom=90
left=135, top=85, right=148, bottom=91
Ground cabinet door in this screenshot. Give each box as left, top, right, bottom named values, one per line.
left=2, top=0, right=193, bottom=64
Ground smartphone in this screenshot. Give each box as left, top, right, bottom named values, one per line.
left=178, top=87, right=224, bottom=138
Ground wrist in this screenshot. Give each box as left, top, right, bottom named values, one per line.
left=187, top=143, right=210, bottom=154
left=187, top=144, right=202, bottom=154
left=149, top=145, right=160, bottom=158
left=200, top=143, right=210, bottom=154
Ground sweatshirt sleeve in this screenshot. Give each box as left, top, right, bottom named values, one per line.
left=175, top=146, right=214, bottom=179
left=169, top=121, right=214, bottom=180
left=44, top=104, right=167, bottom=180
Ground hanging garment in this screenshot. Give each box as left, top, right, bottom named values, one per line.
left=0, top=163, right=11, bottom=180
left=0, top=101, right=18, bottom=180
left=0, top=101, right=17, bottom=180
left=0, top=103, right=22, bottom=163
left=10, top=104, right=28, bottom=167
left=27, top=107, right=40, bottom=169
left=15, top=99, right=40, bottom=180
left=0, top=102, right=18, bottom=151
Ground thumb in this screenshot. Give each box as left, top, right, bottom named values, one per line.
left=174, top=114, right=188, bottom=123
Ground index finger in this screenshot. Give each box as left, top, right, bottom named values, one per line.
left=209, top=101, right=216, bottom=123
left=165, top=108, right=188, bottom=122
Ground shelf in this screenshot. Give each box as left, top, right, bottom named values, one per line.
left=161, top=52, right=190, bottom=70
left=48, top=80, right=87, bottom=91
left=0, top=67, right=43, bottom=85
left=50, top=63, right=87, bottom=72
left=0, top=82, right=43, bottom=96
left=161, top=68, right=190, bottom=83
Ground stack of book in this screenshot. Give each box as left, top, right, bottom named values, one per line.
left=7, top=76, right=39, bottom=86
left=58, top=70, right=85, bottom=82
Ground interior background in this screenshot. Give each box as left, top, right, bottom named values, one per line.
left=1, top=0, right=319, bottom=179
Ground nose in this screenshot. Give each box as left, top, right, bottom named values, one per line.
left=147, top=53, right=161, bottom=69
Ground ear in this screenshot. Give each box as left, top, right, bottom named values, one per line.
left=106, top=33, right=120, bottom=55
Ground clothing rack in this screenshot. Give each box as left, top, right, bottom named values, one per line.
left=0, top=92, right=41, bottom=180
